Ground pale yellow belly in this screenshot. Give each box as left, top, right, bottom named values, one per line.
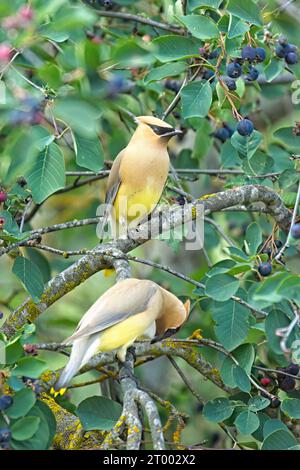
left=97, top=311, right=155, bottom=352
left=114, top=184, right=162, bottom=223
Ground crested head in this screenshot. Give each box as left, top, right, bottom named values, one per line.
left=136, top=115, right=182, bottom=140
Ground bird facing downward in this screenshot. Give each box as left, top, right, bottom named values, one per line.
left=52, top=278, right=190, bottom=395
left=100, top=116, right=182, bottom=240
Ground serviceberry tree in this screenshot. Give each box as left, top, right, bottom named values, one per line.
left=0, top=0, right=300, bottom=451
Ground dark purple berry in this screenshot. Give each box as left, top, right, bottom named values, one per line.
left=284, top=44, right=297, bottom=54
left=286, top=363, right=299, bottom=376
left=255, top=47, right=266, bottom=62
left=0, top=428, right=11, bottom=443
left=224, top=77, right=237, bottom=90
left=291, top=223, right=300, bottom=239
left=227, top=62, right=242, bottom=78
left=0, top=395, right=13, bottom=411
left=270, top=397, right=281, bottom=408
left=278, top=35, right=288, bottom=46
left=165, top=80, right=180, bottom=93
left=203, top=69, right=215, bottom=81
left=258, top=262, right=272, bottom=277
left=246, top=66, right=259, bottom=81
left=0, top=311, right=3, bottom=319
left=237, top=118, right=254, bottom=136
left=262, top=248, right=272, bottom=258
left=214, top=127, right=230, bottom=143
left=17, top=176, right=27, bottom=187
left=279, top=376, right=296, bottom=391
left=275, top=45, right=286, bottom=58
left=242, top=45, right=256, bottom=62
left=208, top=48, right=220, bottom=59
left=286, top=52, right=298, bottom=65
left=223, top=123, right=234, bottom=137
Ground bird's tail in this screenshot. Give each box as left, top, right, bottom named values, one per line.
left=51, top=336, right=96, bottom=397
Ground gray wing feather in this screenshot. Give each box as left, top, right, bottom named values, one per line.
left=64, top=281, right=158, bottom=344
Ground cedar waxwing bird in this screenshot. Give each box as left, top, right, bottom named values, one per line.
left=99, top=116, right=182, bottom=240
left=51, top=278, right=190, bottom=395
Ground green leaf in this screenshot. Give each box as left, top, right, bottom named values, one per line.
left=181, top=81, right=212, bottom=119
left=203, top=397, right=234, bottom=423
left=6, top=389, right=36, bottom=419
left=262, top=430, right=298, bottom=450
left=27, top=143, right=65, bottom=204
left=232, top=366, right=251, bottom=393
left=227, top=0, right=263, bottom=26
left=228, top=15, right=249, bottom=39
left=53, top=99, right=100, bottom=138
left=12, top=357, right=48, bottom=379
left=5, top=338, right=24, bottom=365
left=153, top=35, right=199, bottom=62
left=265, top=310, right=290, bottom=354
left=144, top=62, right=186, bottom=84
left=212, top=300, right=249, bottom=351
left=234, top=410, right=260, bottom=435
left=12, top=257, right=44, bottom=302
left=248, top=396, right=270, bottom=412
left=77, top=396, right=122, bottom=430
left=11, top=400, right=56, bottom=450
left=245, top=222, right=262, bottom=256
left=274, top=127, right=300, bottom=150
left=113, top=38, right=154, bottom=67
left=253, top=273, right=290, bottom=305
left=221, top=344, right=255, bottom=387
left=191, top=119, right=213, bottom=160
left=188, top=0, right=222, bottom=9
left=205, top=274, right=239, bottom=301
left=281, top=399, right=300, bottom=419
left=264, top=59, right=285, bottom=82
left=231, top=131, right=262, bottom=159
left=179, top=15, right=219, bottom=40
left=11, top=416, right=40, bottom=441
left=73, top=133, right=104, bottom=172
left=263, top=419, right=291, bottom=439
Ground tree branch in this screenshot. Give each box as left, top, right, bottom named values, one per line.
left=1, top=185, right=291, bottom=338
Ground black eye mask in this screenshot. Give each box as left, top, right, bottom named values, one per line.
left=148, top=123, right=182, bottom=137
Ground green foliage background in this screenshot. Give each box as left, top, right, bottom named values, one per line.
left=0, top=0, right=300, bottom=450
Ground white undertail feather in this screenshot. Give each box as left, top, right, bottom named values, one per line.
left=54, top=335, right=99, bottom=391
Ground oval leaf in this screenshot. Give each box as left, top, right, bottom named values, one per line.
left=77, top=396, right=122, bottom=431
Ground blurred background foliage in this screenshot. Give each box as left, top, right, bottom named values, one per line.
left=0, top=0, right=300, bottom=450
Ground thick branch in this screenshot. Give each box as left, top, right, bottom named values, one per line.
left=1, top=185, right=291, bottom=338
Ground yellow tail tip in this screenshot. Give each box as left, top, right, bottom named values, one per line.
left=104, top=268, right=115, bottom=278
left=50, top=387, right=67, bottom=397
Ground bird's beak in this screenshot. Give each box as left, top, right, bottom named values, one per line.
left=160, top=128, right=183, bottom=138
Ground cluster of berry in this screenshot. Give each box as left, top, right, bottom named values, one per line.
left=276, top=36, right=298, bottom=65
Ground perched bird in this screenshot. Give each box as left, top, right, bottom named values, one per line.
left=100, top=116, right=182, bottom=240
left=52, top=278, right=190, bottom=395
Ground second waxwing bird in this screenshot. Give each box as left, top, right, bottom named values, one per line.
left=100, top=116, right=182, bottom=240
left=51, top=278, right=190, bottom=395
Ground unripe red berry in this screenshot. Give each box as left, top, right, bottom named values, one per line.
left=0, top=217, right=5, bottom=227
left=260, top=377, right=271, bottom=386
left=18, top=5, right=34, bottom=21
left=0, top=44, right=11, bottom=63
left=0, top=191, right=7, bottom=203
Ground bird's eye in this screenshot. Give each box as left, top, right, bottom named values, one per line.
left=148, top=124, right=174, bottom=136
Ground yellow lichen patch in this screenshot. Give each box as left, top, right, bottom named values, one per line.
left=189, top=329, right=203, bottom=341
left=104, top=268, right=115, bottom=277
left=209, top=368, right=221, bottom=380
left=197, top=193, right=216, bottom=200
